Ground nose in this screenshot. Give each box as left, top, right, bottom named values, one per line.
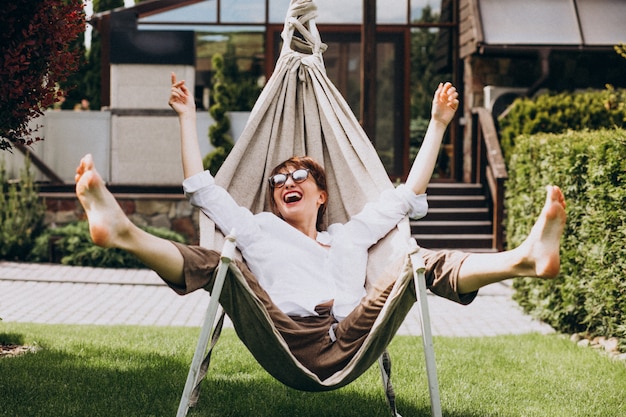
left=284, top=174, right=296, bottom=187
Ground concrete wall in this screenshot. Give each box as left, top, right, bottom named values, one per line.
left=1, top=110, right=217, bottom=184
left=1, top=111, right=110, bottom=183
left=109, top=64, right=194, bottom=185
left=2, top=64, right=250, bottom=186
left=110, top=114, right=183, bottom=185
left=110, top=64, right=194, bottom=110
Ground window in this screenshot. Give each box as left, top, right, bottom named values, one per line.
left=221, top=0, right=265, bottom=23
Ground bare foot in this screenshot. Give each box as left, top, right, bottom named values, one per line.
left=75, top=154, right=132, bottom=248
left=517, top=185, right=567, bottom=278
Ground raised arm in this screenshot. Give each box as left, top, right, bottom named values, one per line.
left=405, top=82, right=459, bottom=195
left=168, top=72, right=204, bottom=178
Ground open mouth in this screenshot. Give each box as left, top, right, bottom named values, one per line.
left=284, top=191, right=302, bottom=203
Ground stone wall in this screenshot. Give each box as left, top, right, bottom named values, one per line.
left=42, top=192, right=200, bottom=245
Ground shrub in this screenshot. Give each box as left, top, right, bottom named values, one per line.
left=0, top=158, right=45, bottom=261
left=203, top=53, right=235, bottom=174
left=29, top=221, right=187, bottom=269
left=498, top=86, right=626, bottom=161
left=506, top=128, right=626, bottom=346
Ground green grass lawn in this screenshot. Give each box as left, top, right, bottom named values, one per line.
left=1, top=322, right=624, bottom=417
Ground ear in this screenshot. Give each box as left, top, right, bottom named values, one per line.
left=317, top=190, right=328, bottom=206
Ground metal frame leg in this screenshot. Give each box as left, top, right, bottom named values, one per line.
left=410, top=252, right=442, bottom=417
left=176, top=233, right=237, bottom=417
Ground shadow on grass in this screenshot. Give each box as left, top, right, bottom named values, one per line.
left=1, top=345, right=185, bottom=417
left=0, top=340, right=484, bottom=417
left=189, top=377, right=486, bottom=417
left=0, top=332, right=25, bottom=345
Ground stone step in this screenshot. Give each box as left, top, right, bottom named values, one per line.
left=427, top=195, right=488, bottom=208
left=411, top=220, right=492, bottom=235
left=421, top=207, right=491, bottom=222
left=426, top=182, right=484, bottom=196
left=413, top=233, right=494, bottom=250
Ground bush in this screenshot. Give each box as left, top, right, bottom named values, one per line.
left=28, top=221, right=187, bottom=269
left=506, top=128, right=626, bottom=346
left=204, top=53, right=234, bottom=174
left=0, top=158, right=45, bottom=260
left=498, top=86, right=626, bottom=161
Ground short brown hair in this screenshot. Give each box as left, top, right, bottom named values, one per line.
left=268, top=156, right=328, bottom=230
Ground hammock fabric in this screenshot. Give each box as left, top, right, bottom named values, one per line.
left=198, top=0, right=422, bottom=393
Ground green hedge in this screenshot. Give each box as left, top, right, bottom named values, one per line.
left=499, top=86, right=626, bottom=161
left=506, top=129, right=626, bottom=346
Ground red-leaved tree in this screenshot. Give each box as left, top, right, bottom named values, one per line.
left=0, top=0, right=85, bottom=151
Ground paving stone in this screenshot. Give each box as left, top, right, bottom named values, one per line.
left=0, top=261, right=554, bottom=337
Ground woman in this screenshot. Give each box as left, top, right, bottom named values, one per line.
left=74, top=75, right=566, bottom=378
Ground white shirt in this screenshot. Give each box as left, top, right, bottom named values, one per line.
left=183, top=171, right=428, bottom=320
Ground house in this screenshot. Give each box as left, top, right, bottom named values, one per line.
left=88, top=0, right=626, bottom=183
left=7, top=0, right=626, bottom=248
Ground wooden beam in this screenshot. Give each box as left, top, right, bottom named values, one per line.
left=16, top=143, right=64, bottom=184
left=360, top=0, right=377, bottom=142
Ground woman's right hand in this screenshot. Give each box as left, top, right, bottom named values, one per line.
left=168, top=72, right=196, bottom=116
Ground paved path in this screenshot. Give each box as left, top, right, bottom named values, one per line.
left=0, top=261, right=554, bottom=337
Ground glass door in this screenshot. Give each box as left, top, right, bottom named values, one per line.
left=270, top=28, right=409, bottom=179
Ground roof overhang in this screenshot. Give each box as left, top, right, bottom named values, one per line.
left=470, top=0, right=626, bottom=56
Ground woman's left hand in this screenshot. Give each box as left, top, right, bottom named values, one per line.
left=431, top=82, right=459, bottom=126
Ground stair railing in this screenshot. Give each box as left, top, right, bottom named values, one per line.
left=470, top=107, right=508, bottom=251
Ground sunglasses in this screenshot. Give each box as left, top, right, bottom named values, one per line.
left=268, top=169, right=310, bottom=188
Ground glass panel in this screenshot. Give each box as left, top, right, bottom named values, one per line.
left=375, top=41, right=398, bottom=174
left=411, top=0, right=443, bottom=23
left=410, top=27, right=452, bottom=177
left=323, top=39, right=362, bottom=116
left=378, top=0, right=408, bottom=24
left=271, top=0, right=364, bottom=24
left=324, top=36, right=403, bottom=176
left=273, top=29, right=410, bottom=176
left=576, top=0, right=626, bottom=45
left=316, top=0, right=362, bottom=23
left=479, top=0, right=581, bottom=44
left=269, top=0, right=292, bottom=23
left=221, top=0, right=265, bottom=23
left=138, top=1, right=217, bottom=24
left=195, top=30, right=265, bottom=110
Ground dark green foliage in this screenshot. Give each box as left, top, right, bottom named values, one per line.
left=409, top=6, right=452, bottom=176
left=409, top=5, right=451, bottom=120
left=0, top=158, right=45, bottom=261
left=81, top=0, right=124, bottom=110
left=58, top=30, right=87, bottom=110
left=219, top=42, right=263, bottom=112
left=506, top=129, right=626, bottom=346
left=203, top=53, right=235, bottom=174
left=29, top=221, right=187, bottom=268
left=203, top=48, right=263, bottom=174
left=82, top=27, right=102, bottom=111
left=498, top=86, right=626, bottom=162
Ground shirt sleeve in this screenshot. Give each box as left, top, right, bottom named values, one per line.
left=395, top=184, right=429, bottom=220
left=341, top=184, right=428, bottom=248
left=182, top=171, right=260, bottom=248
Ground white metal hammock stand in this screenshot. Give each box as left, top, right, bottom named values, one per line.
left=175, top=0, right=442, bottom=414
left=176, top=234, right=442, bottom=417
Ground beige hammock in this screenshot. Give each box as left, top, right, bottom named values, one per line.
left=176, top=1, right=441, bottom=416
